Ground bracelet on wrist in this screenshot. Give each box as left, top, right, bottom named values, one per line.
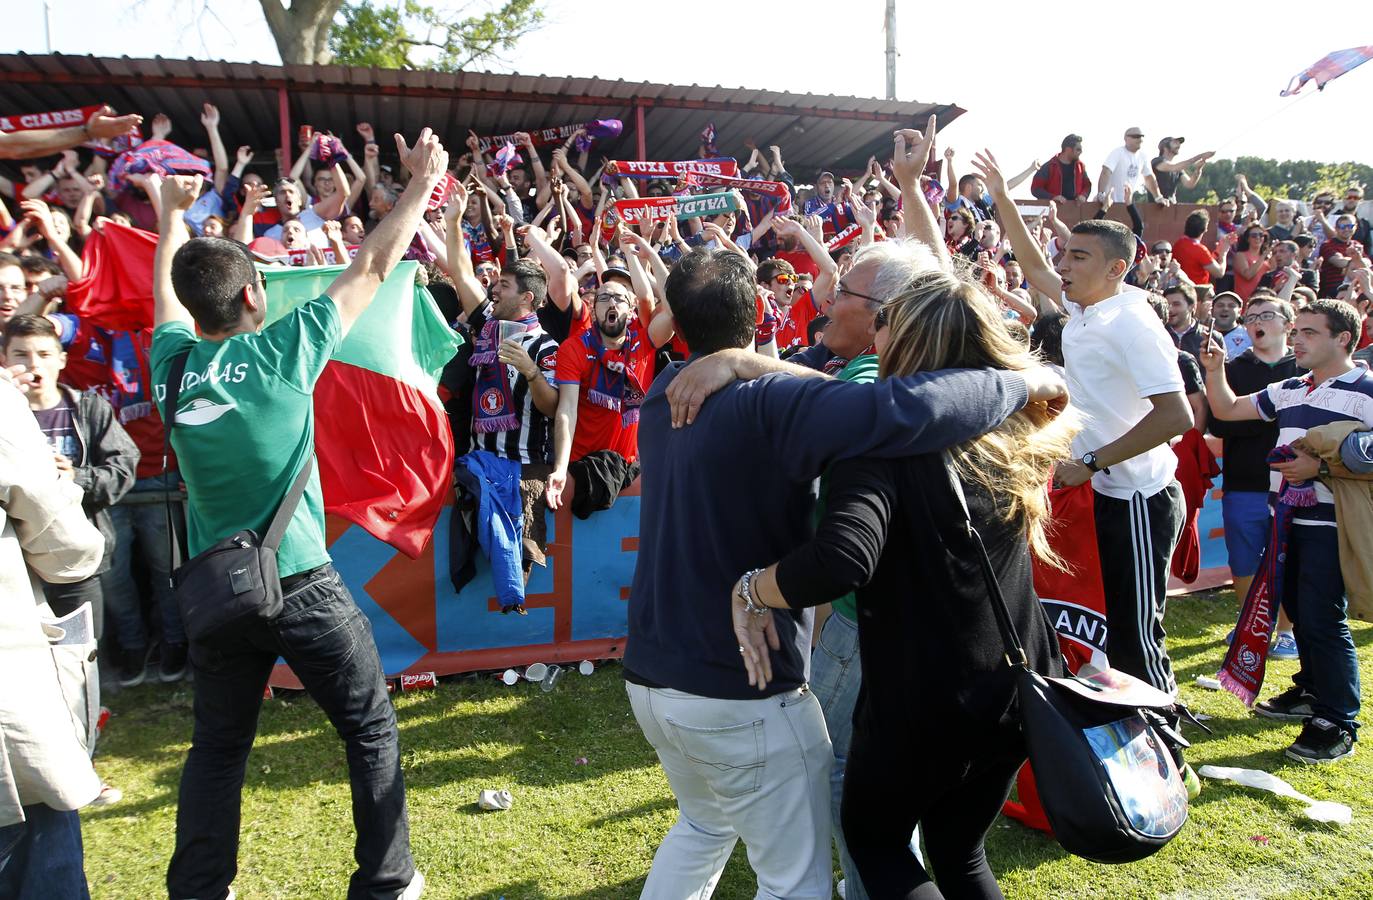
left=739, top=568, right=769, bottom=617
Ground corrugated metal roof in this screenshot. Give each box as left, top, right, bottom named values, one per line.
left=0, top=53, right=963, bottom=177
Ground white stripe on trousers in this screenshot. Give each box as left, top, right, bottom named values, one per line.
left=1129, top=492, right=1169, bottom=691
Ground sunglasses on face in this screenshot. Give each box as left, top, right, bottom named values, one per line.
left=1126, top=134, right=1143, bottom=139
left=773, top=273, right=797, bottom=285
left=874, top=306, right=889, bottom=328
left=1337, top=224, right=1357, bottom=231
left=1243, top=311, right=1286, bottom=324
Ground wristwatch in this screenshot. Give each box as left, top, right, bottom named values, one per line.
left=1081, top=451, right=1110, bottom=475
left=1319, top=459, right=1331, bottom=478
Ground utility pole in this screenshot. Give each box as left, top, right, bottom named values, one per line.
left=884, top=0, right=897, bottom=100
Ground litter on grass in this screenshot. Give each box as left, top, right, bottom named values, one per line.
left=477, top=789, right=514, bottom=811
left=1198, top=765, right=1352, bottom=825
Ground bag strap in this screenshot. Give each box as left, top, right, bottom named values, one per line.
left=262, top=455, right=314, bottom=553
left=941, top=451, right=1029, bottom=669
left=161, top=352, right=192, bottom=583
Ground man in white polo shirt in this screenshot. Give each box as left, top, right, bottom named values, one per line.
left=977, top=150, right=1192, bottom=695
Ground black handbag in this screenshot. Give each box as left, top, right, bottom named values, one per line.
left=162, top=351, right=315, bottom=645
left=943, top=457, right=1191, bottom=864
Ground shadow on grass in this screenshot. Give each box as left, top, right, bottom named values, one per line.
left=87, top=666, right=655, bottom=824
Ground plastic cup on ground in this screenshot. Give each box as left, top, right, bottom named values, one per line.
left=501, top=669, right=519, bottom=686
left=541, top=665, right=563, bottom=692
left=578, top=660, right=595, bottom=676
left=524, top=662, right=548, bottom=682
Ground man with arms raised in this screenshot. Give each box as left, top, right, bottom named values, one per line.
left=1201, top=300, right=1373, bottom=763
left=980, top=149, right=1193, bottom=701
left=151, top=129, right=447, bottom=900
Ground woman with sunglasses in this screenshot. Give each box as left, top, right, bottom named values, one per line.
left=1232, top=224, right=1274, bottom=302
left=732, top=264, right=1079, bottom=898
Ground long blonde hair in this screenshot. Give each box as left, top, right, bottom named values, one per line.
left=878, top=268, right=1081, bottom=567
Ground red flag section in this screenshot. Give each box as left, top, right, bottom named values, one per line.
left=67, top=223, right=159, bottom=331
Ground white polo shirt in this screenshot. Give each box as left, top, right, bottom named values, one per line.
left=1062, top=287, right=1184, bottom=500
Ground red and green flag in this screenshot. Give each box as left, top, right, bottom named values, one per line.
left=68, top=223, right=460, bottom=558
left=262, top=262, right=461, bottom=558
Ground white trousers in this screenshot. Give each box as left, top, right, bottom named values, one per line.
left=627, top=681, right=834, bottom=900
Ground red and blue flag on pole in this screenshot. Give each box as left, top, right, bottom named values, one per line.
left=1280, top=46, right=1373, bottom=96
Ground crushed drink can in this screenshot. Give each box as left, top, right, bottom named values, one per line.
left=97, top=706, right=111, bottom=735
left=262, top=686, right=274, bottom=700
left=399, top=671, right=438, bottom=692
left=298, top=124, right=314, bottom=147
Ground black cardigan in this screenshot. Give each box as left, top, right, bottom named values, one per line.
left=776, top=453, right=1063, bottom=742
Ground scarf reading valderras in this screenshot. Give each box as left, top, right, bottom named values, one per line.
left=469, top=315, right=540, bottom=433
left=577, top=325, right=645, bottom=426
left=683, top=172, right=793, bottom=212
left=1217, top=444, right=1316, bottom=704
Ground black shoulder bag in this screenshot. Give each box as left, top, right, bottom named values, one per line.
left=163, top=351, right=315, bottom=645
left=943, top=456, right=1191, bottom=864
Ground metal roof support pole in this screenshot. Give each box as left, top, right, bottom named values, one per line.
left=277, top=86, right=291, bottom=177
left=634, top=99, right=647, bottom=161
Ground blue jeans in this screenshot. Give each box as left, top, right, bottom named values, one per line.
left=103, top=473, right=185, bottom=651
left=0, top=804, right=90, bottom=899
left=810, top=610, right=869, bottom=899
left=166, top=564, right=414, bottom=900
left=1283, top=524, right=1361, bottom=733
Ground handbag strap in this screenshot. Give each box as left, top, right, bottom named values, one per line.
left=161, top=351, right=191, bottom=583
left=941, top=452, right=1029, bottom=669
left=160, top=349, right=314, bottom=559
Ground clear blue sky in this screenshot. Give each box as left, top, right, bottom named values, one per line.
left=7, top=0, right=1371, bottom=176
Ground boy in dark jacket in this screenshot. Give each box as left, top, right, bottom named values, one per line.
left=2, top=314, right=138, bottom=638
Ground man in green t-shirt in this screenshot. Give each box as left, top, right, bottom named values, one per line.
left=151, top=129, right=448, bottom=900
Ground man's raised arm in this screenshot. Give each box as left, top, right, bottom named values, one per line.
left=975, top=149, right=1063, bottom=300
left=0, top=107, right=142, bottom=160
left=153, top=176, right=202, bottom=329
left=325, top=129, right=448, bottom=336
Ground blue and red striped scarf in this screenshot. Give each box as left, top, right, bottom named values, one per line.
left=470, top=314, right=540, bottom=433
left=577, top=325, right=645, bottom=426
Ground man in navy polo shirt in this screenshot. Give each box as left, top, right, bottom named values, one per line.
left=1202, top=299, right=1373, bottom=763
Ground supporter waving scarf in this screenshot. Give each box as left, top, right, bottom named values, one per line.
left=108, top=139, right=210, bottom=192
left=683, top=171, right=792, bottom=212
left=1218, top=445, right=1317, bottom=705
left=577, top=325, right=646, bottom=426
left=608, top=159, right=739, bottom=179
left=477, top=119, right=622, bottom=152
left=469, top=315, right=539, bottom=433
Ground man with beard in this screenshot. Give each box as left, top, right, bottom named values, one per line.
left=547, top=278, right=657, bottom=518
left=1164, top=281, right=1206, bottom=362
left=1031, top=134, right=1091, bottom=202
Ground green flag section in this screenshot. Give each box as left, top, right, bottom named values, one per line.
left=262, top=262, right=462, bottom=558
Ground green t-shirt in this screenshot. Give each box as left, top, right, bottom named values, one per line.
left=150, top=295, right=341, bottom=578
left=825, top=353, right=879, bottom=622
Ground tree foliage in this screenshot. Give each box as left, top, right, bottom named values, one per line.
left=328, top=0, right=545, bottom=71
left=1177, top=157, right=1373, bottom=206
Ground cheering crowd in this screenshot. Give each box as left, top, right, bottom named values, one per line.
left=2, top=101, right=1373, bottom=900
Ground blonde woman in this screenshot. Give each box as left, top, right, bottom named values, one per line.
left=731, top=266, right=1080, bottom=899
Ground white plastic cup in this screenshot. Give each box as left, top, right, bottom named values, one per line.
left=524, top=662, right=548, bottom=683
left=501, top=669, right=519, bottom=685
left=578, top=660, right=595, bottom=676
